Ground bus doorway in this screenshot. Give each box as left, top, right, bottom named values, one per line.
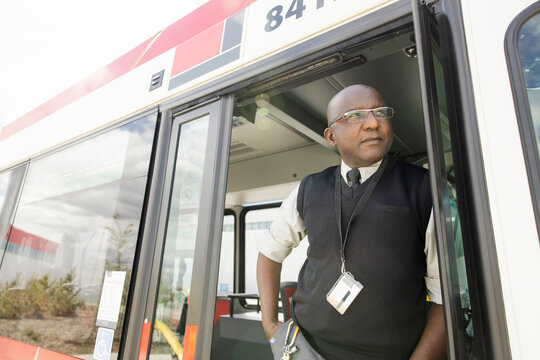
left=146, top=6, right=482, bottom=360
left=210, top=16, right=476, bottom=360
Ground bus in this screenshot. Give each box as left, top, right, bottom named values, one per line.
left=0, top=0, right=539, bottom=359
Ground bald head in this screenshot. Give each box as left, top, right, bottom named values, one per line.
left=327, top=85, right=387, bottom=125
left=323, top=84, right=393, bottom=167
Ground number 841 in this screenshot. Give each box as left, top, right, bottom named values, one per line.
left=265, top=0, right=335, bottom=32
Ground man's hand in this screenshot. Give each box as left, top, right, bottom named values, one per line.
left=262, top=319, right=284, bottom=340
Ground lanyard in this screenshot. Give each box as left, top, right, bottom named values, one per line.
left=334, top=155, right=394, bottom=273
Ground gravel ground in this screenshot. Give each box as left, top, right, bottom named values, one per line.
left=0, top=308, right=101, bottom=356
left=0, top=309, right=180, bottom=359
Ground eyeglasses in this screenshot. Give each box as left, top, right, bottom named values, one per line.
left=328, top=107, right=395, bottom=127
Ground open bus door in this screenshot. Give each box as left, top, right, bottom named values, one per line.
left=135, top=98, right=233, bottom=360
left=412, top=1, right=511, bottom=359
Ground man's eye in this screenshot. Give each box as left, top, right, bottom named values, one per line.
left=373, top=109, right=385, bottom=117
left=347, top=112, right=366, bottom=122
left=374, top=108, right=392, bottom=118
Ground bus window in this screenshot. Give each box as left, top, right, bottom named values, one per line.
left=149, top=115, right=210, bottom=360
left=517, top=12, right=540, bottom=140
left=0, top=114, right=156, bottom=358
left=507, top=5, right=540, bottom=234
left=244, top=206, right=307, bottom=301
left=244, top=206, right=278, bottom=295
left=217, top=213, right=235, bottom=295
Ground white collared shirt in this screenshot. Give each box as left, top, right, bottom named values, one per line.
left=257, top=160, right=442, bottom=304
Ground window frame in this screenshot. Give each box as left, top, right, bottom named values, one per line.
left=504, top=1, right=540, bottom=240
left=0, top=162, right=29, bottom=268
left=238, top=202, right=281, bottom=310
left=218, top=209, right=236, bottom=294
left=141, top=97, right=234, bottom=360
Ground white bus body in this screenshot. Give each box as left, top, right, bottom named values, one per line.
left=0, top=0, right=538, bottom=359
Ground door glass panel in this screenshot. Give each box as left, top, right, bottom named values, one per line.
left=432, top=51, right=475, bottom=358
left=149, top=115, right=210, bottom=359
left=0, top=114, right=156, bottom=358
left=415, top=3, right=478, bottom=357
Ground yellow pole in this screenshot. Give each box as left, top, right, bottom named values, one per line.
left=154, top=319, right=183, bottom=359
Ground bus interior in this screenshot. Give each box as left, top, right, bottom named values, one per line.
left=150, top=22, right=460, bottom=359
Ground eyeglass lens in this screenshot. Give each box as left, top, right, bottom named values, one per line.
left=346, top=107, right=393, bottom=122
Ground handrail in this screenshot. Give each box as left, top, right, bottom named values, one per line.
left=154, top=319, right=183, bottom=359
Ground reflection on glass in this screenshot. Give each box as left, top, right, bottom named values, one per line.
left=0, top=115, right=156, bottom=358
left=518, top=12, right=540, bottom=155
left=433, top=51, right=475, bottom=358
left=0, top=165, right=26, bottom=261
left=217, top=214, right=235, bottom=295
left=245, top=207, right=308, bottom=296
left=150, top=115, right=210, bottom=360
left=518, top=13, right=540, bottom=89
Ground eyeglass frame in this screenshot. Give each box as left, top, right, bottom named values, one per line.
left=328, top=107, right=395, bottom=127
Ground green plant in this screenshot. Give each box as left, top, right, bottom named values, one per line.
left=0, top=277, right=23, bottom=319
left=0, top=270, right=84, bottom=319
left=49, top=270, right=84, bottom=316
left=103, top=213, right=135, bottom=313
left=24, top=274, right=51, bottom=318
left=105, top=213, right=134, bottom=271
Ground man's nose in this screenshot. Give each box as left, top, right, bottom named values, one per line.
left=362, top=111, right=379, bottom=130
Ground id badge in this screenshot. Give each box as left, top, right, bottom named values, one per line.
left=326, top=271, right=363, bottom=315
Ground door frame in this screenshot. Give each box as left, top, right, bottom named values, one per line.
left=135, top=97, right=233, bottom=360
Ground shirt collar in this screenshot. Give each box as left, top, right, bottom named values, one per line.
left=341, top=159, right=382, bottom=186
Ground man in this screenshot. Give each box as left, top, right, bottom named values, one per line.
left=257, top=84, right=446, bottom=359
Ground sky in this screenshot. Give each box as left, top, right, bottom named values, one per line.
left=0, top=0, right=209, bottom=128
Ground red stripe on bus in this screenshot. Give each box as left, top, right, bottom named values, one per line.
left=137, top=321, right=152, bottom=360
left=170, top=21, right=224, bottom=78
left=0, top=0, right=258, bottom=142
left=136, top=0, right=257, bottom=67
left=0, top=38, right=153, bottom=142
left=0, top=336, right=38, bottom=360
left=36, top=347, right=81, bottom=360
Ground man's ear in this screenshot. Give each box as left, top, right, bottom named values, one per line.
left=324, top=128, right=336, bottom=147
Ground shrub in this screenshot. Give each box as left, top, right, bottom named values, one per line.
left=49, top=270, right=84, bottom=316
left=0, top=270, right=84, bottom=319
left=0, top=278, right=23, bottom=319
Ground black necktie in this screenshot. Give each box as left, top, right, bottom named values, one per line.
left=347, top=168, right=361, bottom=187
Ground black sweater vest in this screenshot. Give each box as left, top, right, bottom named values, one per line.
left=292, top=158, right=432, bottom=359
